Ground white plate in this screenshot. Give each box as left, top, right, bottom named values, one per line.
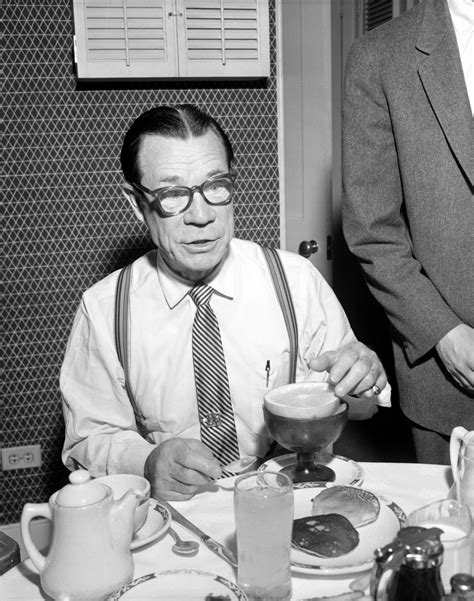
left=107, top=569, right=248, bottom=600
left=291, top=484, right=407, bottom=575
left=130, top=500, right=171, bottom=551
left=258, top=453, right=364, bottom=487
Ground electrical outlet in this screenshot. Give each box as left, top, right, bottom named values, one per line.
left=1, top=445, right=42, bottom=471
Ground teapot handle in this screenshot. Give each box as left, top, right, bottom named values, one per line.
left=21, top=503, right=52, bottom=574
left=450, top=426, right=468, bottom=494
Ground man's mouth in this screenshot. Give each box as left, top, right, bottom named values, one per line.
left=186, top=238, right=218, bottom=245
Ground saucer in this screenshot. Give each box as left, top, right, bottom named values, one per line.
left=258, top=452, right=364, bottom=487
left=130, top=500, right=171, bottom=550
left=107, top=569, right=248, bottom=600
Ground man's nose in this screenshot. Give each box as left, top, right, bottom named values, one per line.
left=183, top=189, right=216, bottom=224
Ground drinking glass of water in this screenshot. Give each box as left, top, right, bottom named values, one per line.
left=234, top=471, right=293, bottom=601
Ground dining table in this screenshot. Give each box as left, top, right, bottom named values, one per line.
left=1, top=461, right=454, bottom=600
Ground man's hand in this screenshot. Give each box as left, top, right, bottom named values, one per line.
left=436, top=324, right=474, bottom=393
left=144, top=438, right=222, bottom=501
left=308, top=341, right=387, bottom=398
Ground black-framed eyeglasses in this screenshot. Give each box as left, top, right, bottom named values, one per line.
left=131, top=172, right=236, bottom=217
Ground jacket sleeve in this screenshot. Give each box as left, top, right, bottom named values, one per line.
left=341, top=37, right=461, bottom=365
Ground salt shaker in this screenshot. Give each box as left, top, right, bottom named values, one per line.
left=443, top=573, right=474, bottom=600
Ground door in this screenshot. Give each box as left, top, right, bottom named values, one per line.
left=278, top=0, right=342, bottom=284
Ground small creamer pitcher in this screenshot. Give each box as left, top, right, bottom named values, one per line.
left=21, top=469, right=141, bottom=601
left=450, top=426, right=474, bottom=515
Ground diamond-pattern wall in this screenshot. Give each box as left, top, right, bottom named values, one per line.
left=2, top=0, right=280, bottom=524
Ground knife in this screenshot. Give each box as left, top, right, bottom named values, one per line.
left=157, top=500, right=238, bottom=569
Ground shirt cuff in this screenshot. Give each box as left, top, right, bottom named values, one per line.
left=116, top=438, right=156, bottom=476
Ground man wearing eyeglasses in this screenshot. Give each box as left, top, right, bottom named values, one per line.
left=61, top=104, right=389, bottom=501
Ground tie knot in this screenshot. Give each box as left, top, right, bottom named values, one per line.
left=190, top=284, right=214, bottom=307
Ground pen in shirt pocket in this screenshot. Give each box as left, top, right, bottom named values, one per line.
left=265, top=360, right=271, bottom=387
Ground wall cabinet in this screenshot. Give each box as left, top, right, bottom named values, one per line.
left=73, top=0, right=270, bottom=80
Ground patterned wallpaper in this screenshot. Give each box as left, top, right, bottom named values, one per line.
left=2, top=1, right=279, bottom=524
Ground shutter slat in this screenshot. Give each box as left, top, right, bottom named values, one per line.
left=88, top=38, right=164, bottom=49
left=88, top=50, right=166, bottom=60
left=87, top=29, right=163, bottom=39
left=185, top=0, right=257, bottom=7
left=84, top=0, right=158, bottom=5
left=363, top=0, right=393, bottom=32
left=188, top=49, right=257, bottom=60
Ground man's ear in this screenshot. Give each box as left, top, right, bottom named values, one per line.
left=122, top=183, right=145, bottom=223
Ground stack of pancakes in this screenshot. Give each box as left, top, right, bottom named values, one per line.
left=292, top=486, right=380, bottom=558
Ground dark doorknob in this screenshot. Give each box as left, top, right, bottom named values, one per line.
left=298, top=240, right=319, bottom=258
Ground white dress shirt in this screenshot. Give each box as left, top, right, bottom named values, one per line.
left=61, top=239, right=389, bottom=476
left=448, top=0, right=474, bottom=113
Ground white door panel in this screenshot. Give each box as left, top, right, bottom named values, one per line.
left=278, top=0, right=341, bottom=284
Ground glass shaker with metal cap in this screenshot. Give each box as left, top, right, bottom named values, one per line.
left=386, top=526, right=445, bottom=601
left=443, top=573, right=474, bottom=600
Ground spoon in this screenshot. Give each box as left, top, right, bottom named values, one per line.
left=223, top=456, right=258, bottom=474
left=168, top=526, right=199, bottom=556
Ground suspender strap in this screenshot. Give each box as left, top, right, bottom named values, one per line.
left=260, top=246, right=298, bottom=384
left=115, top=264, right=153, bottom=443
left=114, top=246, right=299, bottom=441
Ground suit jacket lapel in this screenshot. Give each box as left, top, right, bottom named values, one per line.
left=416, top=0, right=474, bottom=185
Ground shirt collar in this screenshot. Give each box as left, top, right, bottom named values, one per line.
left=156, top=242, right=235, bottom=309
left=448, top=0, right=474, bottom=34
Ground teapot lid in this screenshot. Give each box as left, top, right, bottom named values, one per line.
left=56, top=470, right=107, bottom=507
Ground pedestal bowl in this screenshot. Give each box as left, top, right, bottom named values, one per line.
left=263, top=402, right=348, bottom=483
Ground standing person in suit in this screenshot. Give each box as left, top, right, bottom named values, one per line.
left=342, top=0, right=473, bottom=464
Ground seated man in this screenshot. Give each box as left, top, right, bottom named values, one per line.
left=60, top=104, right=389, bottom=501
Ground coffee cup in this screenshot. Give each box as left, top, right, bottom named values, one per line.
left=94, top=474, right=150, bottom=533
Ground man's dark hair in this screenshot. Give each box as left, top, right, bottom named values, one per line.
left=120, top=104, right=234, bottom=185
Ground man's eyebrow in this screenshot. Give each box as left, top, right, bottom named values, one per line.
left=160, top=169, right=228, bottom=185
left=206, top=169, right=227, bottom=178
left=158, top=175, right=182, bottom=185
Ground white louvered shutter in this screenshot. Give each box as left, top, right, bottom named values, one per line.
left=73, top=0, right=269, bottom=79
left=177, top=0, right=270, bottom=78
left=73, top=0, right=178, bottom=79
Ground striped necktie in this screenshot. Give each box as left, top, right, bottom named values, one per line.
left=189, top=284, right=240, bottom=468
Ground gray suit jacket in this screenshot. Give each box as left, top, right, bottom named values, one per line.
left=342, top=0, right=474, bottom=433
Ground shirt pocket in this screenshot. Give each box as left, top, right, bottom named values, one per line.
left=250, top=353, right=290, bottom=429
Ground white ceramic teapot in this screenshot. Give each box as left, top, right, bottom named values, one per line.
left=449, top=426, right=474, bottom=514
left=21, top=469, right=141, bottom=600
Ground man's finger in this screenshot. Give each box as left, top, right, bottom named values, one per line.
left=177, top=439, right=222, bottom=479
left=309, top=350, right=338, bottom=372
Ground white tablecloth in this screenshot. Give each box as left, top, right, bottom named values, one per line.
left=1, top=462, right=453, bottom=600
